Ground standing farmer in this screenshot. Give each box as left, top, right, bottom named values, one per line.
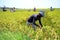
left=50, top=6, right=53, bottom=11
left=27, top=11, right=44, bottom=31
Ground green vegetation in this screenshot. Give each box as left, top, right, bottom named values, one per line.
left=0, top=8, right=60, bottom=40
left=0, top=31, right=31, bottom=40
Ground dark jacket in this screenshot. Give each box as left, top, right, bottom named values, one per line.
left=28, top=14, right=43, bottom=27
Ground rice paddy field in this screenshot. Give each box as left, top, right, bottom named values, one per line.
left=0, top=8, right=60, bottom=40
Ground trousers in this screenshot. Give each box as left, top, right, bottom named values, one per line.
left=26, top=21, right=36, bottom=31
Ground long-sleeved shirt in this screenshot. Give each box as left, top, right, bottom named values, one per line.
left=28, top=14, right=43, bottom=27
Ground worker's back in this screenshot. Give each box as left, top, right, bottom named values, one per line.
left=28, top=14, right=40, bottom=23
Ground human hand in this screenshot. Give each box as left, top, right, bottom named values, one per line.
left=38, top=25, right=42, bottom=29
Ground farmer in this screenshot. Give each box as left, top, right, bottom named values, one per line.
left=50, top=6, right=53, bottom=11
left=3, top=6, right=6, bottom=11
left=27, top=11, right=44, bottom=31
